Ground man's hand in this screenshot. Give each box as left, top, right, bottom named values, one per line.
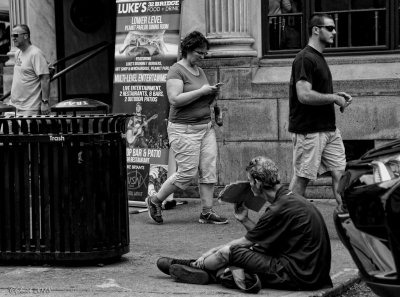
left=234, top=202, right=248, bottom=222
left=335, top=92, right=352, bottom=113
left=127, top=118, right=134, bottom=129
left=40, top=101, right=51, bottom=115
left=336, top=203, right=346, bottom=214
left=191, top=256, right=205, bottom=269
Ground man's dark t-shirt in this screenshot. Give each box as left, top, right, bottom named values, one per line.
left=288, top=45, right=336, bottom=133
left=245, top=186, right=333, bottom=289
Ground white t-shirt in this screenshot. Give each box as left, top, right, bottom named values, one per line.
left=11, top=45, right=49, bottom=111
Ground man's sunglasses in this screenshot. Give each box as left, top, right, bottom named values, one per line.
left=11, top=32, right=28, bottom=38
left=316, top=25, right=336, bottom=32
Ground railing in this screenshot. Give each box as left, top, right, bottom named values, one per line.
left=267, top=13, right=303, bottom=50
left=267, top=8, right=387, bottom=51
left=322, top=8, right=387, bottom=48
left=0, top=41, right=111, bottom=102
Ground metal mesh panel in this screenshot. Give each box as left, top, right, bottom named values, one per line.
left=0, top=115, right=130, bottom=262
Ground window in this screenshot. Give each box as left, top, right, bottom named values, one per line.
left=262, top=0, right=400, bottom=55
left=397, top=2, right=400, bottom=48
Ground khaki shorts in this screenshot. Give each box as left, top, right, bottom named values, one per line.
left=166, top=121, right=217, bottom=189
left=291, top=128, right=346, bottom=180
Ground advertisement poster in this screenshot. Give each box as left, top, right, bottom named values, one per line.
left=112, top=0, right=182, bottom=202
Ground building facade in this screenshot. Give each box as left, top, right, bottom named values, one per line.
left=4, top=0, right=400, bottom=197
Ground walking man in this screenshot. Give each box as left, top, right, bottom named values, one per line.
left=8, top=24, right=51, bottom=116
left=288, top=14, right=352, bottom=212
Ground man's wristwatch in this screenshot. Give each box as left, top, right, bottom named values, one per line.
left=41, top=99, right=49, bottom=104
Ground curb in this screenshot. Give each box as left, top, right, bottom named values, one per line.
left=321, top=275, right=361, bottom=297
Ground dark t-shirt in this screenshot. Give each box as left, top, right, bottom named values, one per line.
left=245, top=186, right=333, bottom=289
left=288, top=45, right=336, bottom=133
left=167, top=63, right=214, bottom=125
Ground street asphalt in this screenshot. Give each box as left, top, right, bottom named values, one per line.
left=0, top=198, right=359, bottom=297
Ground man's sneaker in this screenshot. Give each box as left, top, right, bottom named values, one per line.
left=162, top=199, right=177, bottom=210
left=157, top=257, right=195, bottom=275
left=145, top=195, right=163, bottom=224
left=169, top=264, right=210, bottom=285
left=199, top=210, right=228, bottom=225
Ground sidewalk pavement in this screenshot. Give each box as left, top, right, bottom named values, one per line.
left=0, top=198, right=359, bottom=297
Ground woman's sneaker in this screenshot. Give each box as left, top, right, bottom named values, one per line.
left=199, top=210, right=228, bottom=224
left=145, top=195, right=163, bottom=224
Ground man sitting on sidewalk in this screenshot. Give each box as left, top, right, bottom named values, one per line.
left=156, top=156, right=333, bottom=293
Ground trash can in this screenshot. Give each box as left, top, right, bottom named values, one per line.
left=0, top=102, right=16, bottom=131
left=0, top=107, right=130, bottom=263
left=0, top=102, right=16, bottom=114
left=51, top=98, right=110, bottom=116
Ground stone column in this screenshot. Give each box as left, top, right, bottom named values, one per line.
left=5, top=0, right=27, bottom=66
left=25, top=0, right=56, bottom=63
left=2, top=0, right=27, bottom=98
left=205, top=0, right=257, bottom=57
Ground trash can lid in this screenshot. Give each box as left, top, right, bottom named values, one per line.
left=0, top=102, right=16, bottom=113
left=51, top=98, right=109, bottom=113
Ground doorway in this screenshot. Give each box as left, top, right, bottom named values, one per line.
left=54, top=0, right=116, bottom=105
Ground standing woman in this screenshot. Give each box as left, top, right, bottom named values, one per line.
left=146, top=31, right=227, bottom=225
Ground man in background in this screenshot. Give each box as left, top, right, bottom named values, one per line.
left=8, top=24, right=50, bottom=116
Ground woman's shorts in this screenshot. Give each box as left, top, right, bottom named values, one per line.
left=167, top=121, right=217, bottom=189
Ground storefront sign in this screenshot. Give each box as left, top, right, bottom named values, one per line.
left=112, top=0, right=182, bottom=202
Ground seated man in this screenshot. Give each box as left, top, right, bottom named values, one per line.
left=157, top=156, right=333, bottom=293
